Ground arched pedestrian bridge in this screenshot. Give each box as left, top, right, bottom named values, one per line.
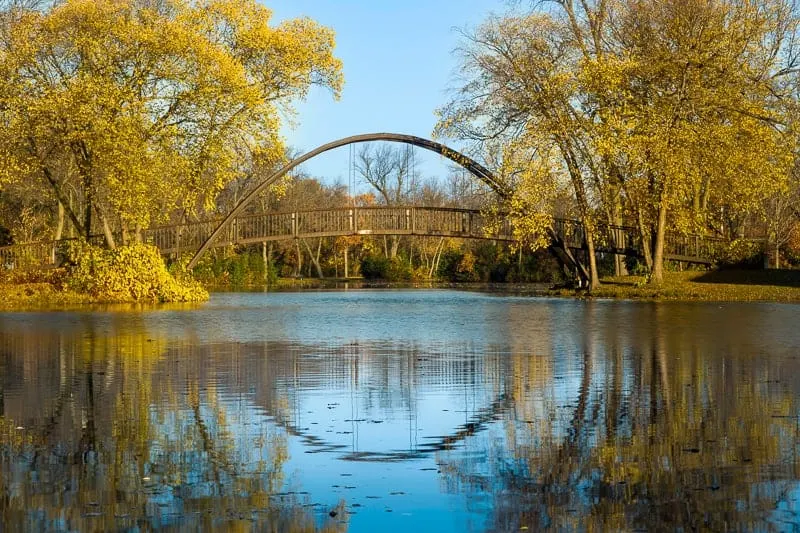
left=0, top=132, right=727, bottom=273
left=0, top=205, right=723, bottom=271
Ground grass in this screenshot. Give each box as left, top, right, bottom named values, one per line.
left=0, top=282, right=96, bottom=310
left=559, top=269, right=800, bottom=302
left=6, top=268, right=800, bottom=308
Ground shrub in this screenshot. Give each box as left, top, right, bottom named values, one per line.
left=386, top=256, right=413, bottom=281
left=360, top=254, right=412, bottom=281
left=65, top=242, right=208, bottom=302
left=360, top=254, right=390, bottom=280
left=714, top=239, right=763, bottom=268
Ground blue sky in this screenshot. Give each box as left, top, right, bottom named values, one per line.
left=269, top=0, right=504, bottom=187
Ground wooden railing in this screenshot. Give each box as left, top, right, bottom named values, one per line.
left=0, top=206, right=729, bottom=270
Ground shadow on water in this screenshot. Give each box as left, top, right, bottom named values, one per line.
left=1, top=292, right=800, bottom=531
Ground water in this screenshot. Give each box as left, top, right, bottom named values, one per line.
left=2, top=290, right=800, bottom=532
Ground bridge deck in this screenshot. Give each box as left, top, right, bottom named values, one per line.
left=0, top=206, right=724, bottom=270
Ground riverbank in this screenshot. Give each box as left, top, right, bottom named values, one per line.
left=4, top=269, right=800, bottom=310
left=0, top=282, right=96, bottom=309
left=561, top=270, right=800, bottom=302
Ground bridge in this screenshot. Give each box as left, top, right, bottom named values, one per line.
left=0, top=205, right=723, bottom=271
left=0, top=133, right=727, bottom=277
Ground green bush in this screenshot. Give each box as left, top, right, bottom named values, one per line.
left=360, top=254, right=390, bottom=280
left=386, top=256, right=413, bottom=281
left=360, top=254, right=412, bottom=281
left=437, top=250, right=479, bottom=282
left=65, top=242, right=208, bottom=302
left=191, top=250, right=277, bottom=287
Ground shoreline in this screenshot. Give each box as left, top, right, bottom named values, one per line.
left=3, top=269, right=800, bottom=311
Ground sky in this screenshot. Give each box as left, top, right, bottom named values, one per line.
left=268, top=0, right=506, bottom=188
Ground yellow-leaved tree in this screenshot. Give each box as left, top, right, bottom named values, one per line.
left=588, top=0, right=795, bottom=284
left=437, top=0, right=798, bottom=288
left=0, top=0, right=342, bottom=247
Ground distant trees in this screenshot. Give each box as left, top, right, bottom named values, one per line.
left=0, top=0, right=342, bottom=246
left=436, top=0, right=799, bottom=286
left=190, top=171, right=561, bottom=284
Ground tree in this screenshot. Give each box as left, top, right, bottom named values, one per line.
left=0, top=0, right=342, bottom=247
left=437, top=0, right=798, bottom=287
left=591, top=0, right=796, bottom=283
left=435, top=12, right=604, bottom=288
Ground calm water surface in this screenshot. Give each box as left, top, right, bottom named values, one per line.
left=2, top=290, right=800, bottom=531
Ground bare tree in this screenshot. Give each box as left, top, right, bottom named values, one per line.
left=355, top=143, right=419, bottom=258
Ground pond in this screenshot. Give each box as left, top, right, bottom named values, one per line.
left=2, top=290, right=800, bottom=531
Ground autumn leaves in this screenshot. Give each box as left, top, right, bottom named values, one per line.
left=436, top=0, right=797, bottom=287
left=0, top=0, right=342, bottom=246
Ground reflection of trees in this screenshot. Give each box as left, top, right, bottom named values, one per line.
left=443, top=303, right=800, bottom=531
left=0, top=318, right=347, bottom=532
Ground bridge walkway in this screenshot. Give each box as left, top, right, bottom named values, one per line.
left=0, top=206, right=724, bottom=270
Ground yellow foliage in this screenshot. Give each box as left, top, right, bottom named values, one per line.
left=436, top=0, right=797, bottom=285
left=0, top=0, right=342, bottom=229
left=65, top=242, right=208, bottom=302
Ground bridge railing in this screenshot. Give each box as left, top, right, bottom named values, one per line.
left=0, top=241, right=58, bottom=270
left=552, top=218, right=729, bottom=265
left=664, top=233, right=727, bottom=263
left=234, top=212, right=295, bottom=243
left=143, top=220, right=219, bottom=255
left=0, top=206, right=732, bottom=270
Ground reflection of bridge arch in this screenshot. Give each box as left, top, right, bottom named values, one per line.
left=267, top=393, right=513, bottom=462
left=186, top=133, right=510, bottom=269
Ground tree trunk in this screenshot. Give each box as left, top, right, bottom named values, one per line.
left=295, top=241, right=303, bottom=276
left=84, top=197, right=92, bottom=240
left=344, top=247, right=349, bottom=278
left=120, top=222, right=129, bottom=246
left=54, top=201, right=65, bottom=241
left=561, top=142, right=599, bottom=290
left=428, top=238, right=444, bottom=278
left=302, top=239, right=324, bottom=278
left=650, top=195, right=668, bottom=285
left=390, top=235, right=399, bottom=258
left=637, top=209, right=653, bottom=271
left=268, top=241, right=272, bottom=283
left=29, top=138, right=85, bottom=237
left=584, top=228, right=600, bottom=291
left=97, top=207, right=116, bottom=249
left=612, top=202, right=628, bottom=276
